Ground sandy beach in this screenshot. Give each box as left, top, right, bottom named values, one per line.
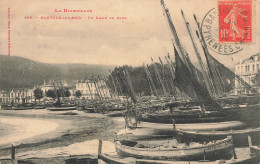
left=0, top=109, right=125, bottom=163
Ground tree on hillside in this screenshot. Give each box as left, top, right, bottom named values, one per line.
left=75, top=90, right=82, bottom=98
left=34, top=88, right=43, bottom=102
left=46, top=89, right=56, bottom=99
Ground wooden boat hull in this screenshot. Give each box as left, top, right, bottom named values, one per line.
left=98, top=153, right=259, bottom=164
left=115, top=137, right=233, bottom=161
left=174, top=128, right=260, bottom=147
left=141, top=111, right=228, bottom=124
left=250, top=145, right=260, bottom=161
left=83, top=107, right=96, bottom=113
left=126, top=121, right=246, bottom=137
left=11, top=106, right=33, bottom=110
left=47, top=106, right=77, bottom=111
left=141, top=104, right=260, bottom=126
left=223, top=104, right=260, bottom=126
left=33, top=105, right=45, bottom=109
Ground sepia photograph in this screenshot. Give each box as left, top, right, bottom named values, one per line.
left=0, top=0, right=259, bottom=163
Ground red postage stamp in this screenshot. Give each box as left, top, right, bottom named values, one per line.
left=218, top=0, right=252, bottom=43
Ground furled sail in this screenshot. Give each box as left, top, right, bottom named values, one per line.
left=173, top=46, right=222, bottom=111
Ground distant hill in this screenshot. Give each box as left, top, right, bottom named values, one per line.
left=0, top=55, right=115, bottom=90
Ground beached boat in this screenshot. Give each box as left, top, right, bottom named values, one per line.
left=115, top=136, right=233, bottom=161
left=140, top=103, right=260, bottom=125
left=223, top=104, right=260, bottom=126
left=174, top=127, right=260, bottom=147
left=33, top=105, right=45, bottom=109
left=1, top=104, right=13, bottom=110
left=11, top=106, right=33, bottom=110
left=250, top=145, right=260, bottom=161
left=98, top=152, right=259, bottom=164
left=126, top=121, right=246, bottom=137
left=47, top=106, right=77, bottom=111
left=141, top=110, right=229, bottom=124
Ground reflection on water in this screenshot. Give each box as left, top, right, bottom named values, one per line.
left=0, top=116, right=59, bottom=145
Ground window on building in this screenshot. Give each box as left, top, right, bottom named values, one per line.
left=253, top=64, right=255, bottom=71
left=241, top=66, right=244, bottom=72
left=257, top=64, right=259, bottom=70
left=248, top=65, right=250, bottom=71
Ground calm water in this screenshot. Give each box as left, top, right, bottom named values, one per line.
left=0, top=116, right=59, bottom=146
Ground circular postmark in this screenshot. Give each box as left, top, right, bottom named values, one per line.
left=201, top=8, right=244, bottom=55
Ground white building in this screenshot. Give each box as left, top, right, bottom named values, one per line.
left=76, top=79, right=111, bottom=99
left=0, top=90, right=9, bottom=103
left=8, top=88, right=35, bottom=104
left=235, top=54, right=260, bottom=94
left=40, top=80, right=68, bottom=96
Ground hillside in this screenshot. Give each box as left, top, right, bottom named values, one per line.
left=0, top=55, right=115, bottom=90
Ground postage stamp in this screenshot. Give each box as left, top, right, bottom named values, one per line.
left=202, top=8, right=244, bottom=55
left=218, top=0, right=252, bottom=43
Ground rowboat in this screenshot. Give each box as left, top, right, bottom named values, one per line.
left=98, top=153, right=259, bottom=164
left=126, top=121, right=246, bottom=137
left=173, top=127, right=260, bottom=147
left=47, top=106, right=77, bottom=111
left=11, top=106, right=33, bottom=110
left=141, top=111, right=229, bottom=124
left=140, top=104, right=260, bottom=125
left=250, top=145, right=260, bottom=161
left=115, top=136, right=233, bottom=161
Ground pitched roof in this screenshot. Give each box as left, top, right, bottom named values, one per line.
left=237, top=53, right=260, bottom=65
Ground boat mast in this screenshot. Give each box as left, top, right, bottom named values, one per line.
left=124, top=68, right=137, bottom=103
left=143, top=64, right=159, bottom=99
left=115, top=70, right=124, bottom=97
left=109, top=69, right=119, bottom=99
left=159, top=57, right=171, bottom=95
left=193, top=14, right=225, bottom=96
left=92, top=76, right=102, bottom=102
left=98, top=76, right=107, bottom=101
left=181, top=10, right=215, bottom=96
left=160, top=0, right=189, bottom=66
left=151, top=57, right=167, bottom=96
left=164, top=55, right=177, bottom=98
left=86, top=79, right=94, bottom=100
left=193, top=14, right=259, bottom=94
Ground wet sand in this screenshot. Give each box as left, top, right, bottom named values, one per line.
left=0, top=109, right=125, bottom=162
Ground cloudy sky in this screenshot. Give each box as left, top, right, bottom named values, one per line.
left=0, top=0, right=259, bottom=67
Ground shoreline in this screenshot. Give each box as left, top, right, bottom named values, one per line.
left=0, top=109, right=125, bottom=160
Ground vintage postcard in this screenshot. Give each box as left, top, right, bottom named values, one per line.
left=0, top=0, right=259, bottom=163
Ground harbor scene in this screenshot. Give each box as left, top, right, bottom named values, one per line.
left=0, top=0, right=260, bottom=163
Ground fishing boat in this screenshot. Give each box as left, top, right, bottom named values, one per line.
left=116, top=121, right=246, bottom=143
left=141, top=109, right=229, bottom=124
left=223, top=104, right=260, bottom=126
left=33, top=104, right=46, bottom=109
left=0, top=104, right=12, bottom=110
left=127, top=121, right=246, bottom=137
left=47, top=106, right=76, bottom=111
left=7, top=103, right=34, bottom=110
left=11, top=106, right=33, bottom=110
left=250, top=145, right=260, bottom=161
left=84, top=106, right=96, bottom=113
left=98, top=152, right=259, bottom=164
left=115, top=136, right=233, bottom=161
left=174, top=127, right=260, bottom=147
